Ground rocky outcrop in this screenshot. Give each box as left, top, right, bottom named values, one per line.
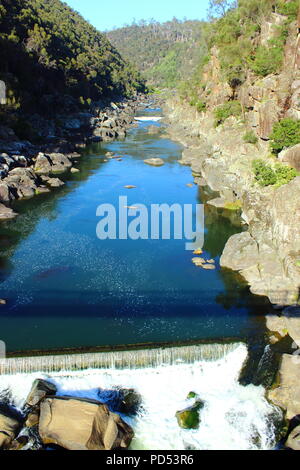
left=0, top=403, right=23, bottom=449
left=165, top=9, right=300, bottom=307
left=34, top=152, right=72, bottom=175
left=0, top=95, right=146, bottom=220
left=39, top=397, right=134, bottom=450
left=268, top=354, right=300, bottom=420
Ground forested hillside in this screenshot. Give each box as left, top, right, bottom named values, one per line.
left=178, top=0, right=299, bottom=108
left=0, top=0, right=145, bottom=117
left=107, top=19, right=206, bottom=87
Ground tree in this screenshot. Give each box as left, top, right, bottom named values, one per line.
left=208, top=0, right=238, bottom=19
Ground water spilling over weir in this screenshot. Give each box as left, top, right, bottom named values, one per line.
left=0, top=342, right=240, bottom=375
left=0, top=343, right=280, bottom=450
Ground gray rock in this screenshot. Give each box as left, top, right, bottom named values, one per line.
left=220, top=232, right=259, bottom=272
left=144, top=158, right=165, bottom=167
left=26, top=378, right=57, bottom=408
left=46, top=178, right=64, bottom=188
left=0, top=203, right=17, bottom=220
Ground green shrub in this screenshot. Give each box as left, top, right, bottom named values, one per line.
left=269, top=118, right=300, bottom=154
left=214, top=100, right=242, bottom=126
left=252, top=159, right=277, bottom=186
left=243, top=130, right=258, bottom=144
left=249, top=45, right=283, bottom=77
left=277, top=1, right=299, bottom=21
left=190, top=99, right=206, bottom=112
left=252, top=159, right=298, bottom=187
left=274, top=163, right=298, bottom=187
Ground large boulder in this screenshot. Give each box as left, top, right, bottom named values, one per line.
left=4, top=167, right=39, bottom=199
left=34, top=153, right=72, bottom=175
left=25, top=379, right=57, bottom=408
left=39, top=397, right=134, bottom=450
left=0, top=403, right=23, bottom=449
left=34, top=153, right=52, bottom=175
left=220, top=232, right=260, bottom=271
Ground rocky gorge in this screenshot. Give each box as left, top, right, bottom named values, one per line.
left=162, top=9, right=300, bottom=451
left=0, top=95, right=146, bottom=221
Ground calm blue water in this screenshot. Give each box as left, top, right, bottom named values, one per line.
left=0, top=110, right=271, bottom=352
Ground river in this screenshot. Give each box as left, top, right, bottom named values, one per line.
left=0, top=106, right=281, bottom=449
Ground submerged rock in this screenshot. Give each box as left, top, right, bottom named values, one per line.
left=144, top=158, right=165, bottom=167
left=192, top=257, right=205, bottom=266
left=39, top=397, right=134, bottom=450
left=202, top=264, right=216, bottom=270
left=176, top=400, right=205, bottom=430
left=118, top=389, right=142, bottom=416
left=46, top=177, right=64, bottom=188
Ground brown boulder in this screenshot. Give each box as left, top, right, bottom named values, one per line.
left=39, top=397, right=134, bottom=450
left=26, top=378, right=57, bottom=408
left=0, top=203, right=17, bottom=220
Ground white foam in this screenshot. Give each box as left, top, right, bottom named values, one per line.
left=0, top=344, right=280, bottom=450
left=134, top=117, right=162, bottom=122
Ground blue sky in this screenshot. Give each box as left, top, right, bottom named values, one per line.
left=65, top=0, right=210, bottom=31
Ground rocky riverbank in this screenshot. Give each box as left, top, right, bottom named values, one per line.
left=163, top=97, right=300, bottom=450
left=0, top=95, right=148, bottom=221
left=0, top=378, right=140, bottom=450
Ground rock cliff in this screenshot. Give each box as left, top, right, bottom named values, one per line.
left=165, top=9, right=300, bottom=306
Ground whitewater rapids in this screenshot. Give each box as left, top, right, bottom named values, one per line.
left=0, top=344, right=280, bottom=450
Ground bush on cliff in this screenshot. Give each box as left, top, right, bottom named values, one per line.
left=269, top=118, right=300, bottom=154
left=214, top=100, right=242, bottom=126
left=248, top=45, right=283, bottom=77
left=252, top=159, right=297, bottom=187
left=243, top=130, right=258, bottom=144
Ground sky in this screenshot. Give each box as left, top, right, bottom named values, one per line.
left=64, top=0, right=210, bottom=31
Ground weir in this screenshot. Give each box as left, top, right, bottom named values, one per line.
left=0, top=342, right=242, bottom=375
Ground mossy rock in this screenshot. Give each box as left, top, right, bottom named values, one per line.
left=176, top=400, right=205, bottom=430
left=187, top=391, right=197, bottom=399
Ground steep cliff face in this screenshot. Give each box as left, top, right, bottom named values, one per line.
left=165, top=10, right=300, bottom=306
